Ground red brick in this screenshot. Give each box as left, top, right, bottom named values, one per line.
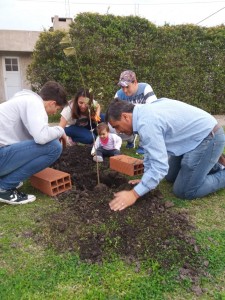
left=110, top=155, right=144, bottom=176
left=30, top=168, right=72, bottom=196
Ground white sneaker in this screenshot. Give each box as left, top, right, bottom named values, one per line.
left=93, top=155, right=103, bottom=162
left=0, top=189, right=36, bottom=205
left=218, top=163, right=225, bottom=170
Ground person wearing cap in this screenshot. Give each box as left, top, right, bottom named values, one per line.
left=115, top=70, right=157, bottom=155
left=105, top=98, right=225, bottom=212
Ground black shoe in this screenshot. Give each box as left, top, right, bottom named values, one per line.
left=0, top=189, right=36, bottom=205
left=126, top=142, right=134, bottom=149
left=136, top=146, right=145, bottom=155
left=126, top=134, right=137, bottom=149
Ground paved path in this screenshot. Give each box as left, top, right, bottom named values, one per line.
left=213, top=115, right=225, bottom=127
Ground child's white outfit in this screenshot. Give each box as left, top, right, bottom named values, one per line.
left=91, top=133, right=122, bottom=162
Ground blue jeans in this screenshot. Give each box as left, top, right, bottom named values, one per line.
left=0, top=139, right=62, bottom=190
left=65, top=125, right=95, bottom=144
left=165, top=127, right=225, bottom=199
left=65, top=113, right=105, bottom=145
left=96, top=146, right=120, bottom=158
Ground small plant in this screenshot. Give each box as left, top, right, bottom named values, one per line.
left=61, top=34, right=101, bottom=185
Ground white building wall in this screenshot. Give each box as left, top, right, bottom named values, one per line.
left=0, top=30, right=41, bottom=102
left=0, top=18, right=72, bottom=102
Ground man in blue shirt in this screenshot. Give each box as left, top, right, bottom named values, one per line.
left=105, top=98, right=225, bottom=211
left=114, top=70, right=157, bottom=154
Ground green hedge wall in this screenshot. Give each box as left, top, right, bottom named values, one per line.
left=27, top=13, right=225, bottom=114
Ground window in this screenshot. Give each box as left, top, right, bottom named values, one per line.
left=5, top=58, right=18, bottom=71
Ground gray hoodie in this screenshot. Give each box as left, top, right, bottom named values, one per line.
left=0, top=90, right=64, bottom=147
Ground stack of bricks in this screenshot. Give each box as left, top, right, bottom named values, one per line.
left=30, top=167, right=72, bottom=196
left=110, top=155, right=144, bottom=176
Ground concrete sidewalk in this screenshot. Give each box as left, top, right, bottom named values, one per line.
left=213, top=115, right=225, bottom=127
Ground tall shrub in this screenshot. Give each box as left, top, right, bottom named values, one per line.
left=27, top=14, right=225, bottom=113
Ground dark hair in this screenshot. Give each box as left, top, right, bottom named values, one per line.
left=105, top=98, right=134, bottom=123
left=71, top=88, right=96, bottom=119
left=97, top=122, right=109, bottom=134
left=39, top=81, right=67, bottom=107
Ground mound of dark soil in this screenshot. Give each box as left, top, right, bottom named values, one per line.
left=34, top=145, right=209, bottom=288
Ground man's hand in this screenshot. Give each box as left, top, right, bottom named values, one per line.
left=109, top=189, right=139, bottom=211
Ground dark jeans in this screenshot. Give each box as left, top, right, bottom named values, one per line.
left=65, top=113, right=105, bottom=145
left=96, top=146, right=120, bottom=158
left=165, top=127, right=225, bottom=199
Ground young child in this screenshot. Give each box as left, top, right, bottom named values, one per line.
left=91, top=123, right=122, bottom=162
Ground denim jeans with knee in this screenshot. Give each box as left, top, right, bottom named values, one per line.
left=65, top=113, right=105, bottom=145
left=65, top=125, right=95, bottom=144
left=0, top=139, right=62, bottom=190
left=165, top=127, right=225, bottom=199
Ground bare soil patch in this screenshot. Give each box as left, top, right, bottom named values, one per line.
left=33, top=145, right=209, bottom=288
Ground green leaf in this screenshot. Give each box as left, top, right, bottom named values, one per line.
left=60, top=35, right=72, bottom=45
left=63, top=47, right=76, bottom=56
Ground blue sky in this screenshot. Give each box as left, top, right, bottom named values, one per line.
left=0, top=0, right=224, bottom=31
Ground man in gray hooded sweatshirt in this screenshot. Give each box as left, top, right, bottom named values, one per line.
left=0, top=81, right=67, bottom=205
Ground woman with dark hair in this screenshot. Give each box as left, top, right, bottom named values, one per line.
left=59, top=88, right=104, bottom=145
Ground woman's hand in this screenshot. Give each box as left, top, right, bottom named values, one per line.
left=109, top=189, right=139, bottom=211
left=92, top=114, right=101, bottom=122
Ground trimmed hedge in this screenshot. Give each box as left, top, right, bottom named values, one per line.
left=27, top=13, right=225, bottom=114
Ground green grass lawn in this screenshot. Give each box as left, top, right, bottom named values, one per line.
left=0, top=141, right=225, bottom=299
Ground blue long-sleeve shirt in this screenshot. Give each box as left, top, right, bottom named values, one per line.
left=132, top=98, right=217, bottom=196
